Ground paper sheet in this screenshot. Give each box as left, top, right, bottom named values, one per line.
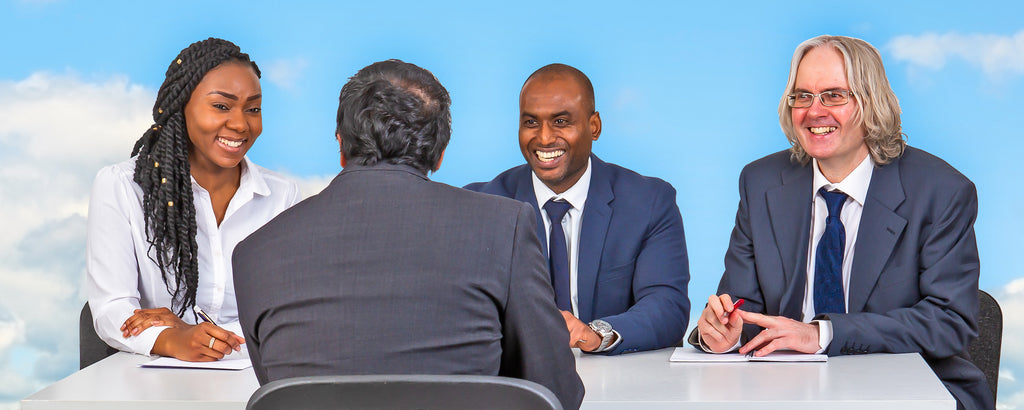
left=140, top=348, right=252, bottom=370
left=669, top=346, right=827, bottom=362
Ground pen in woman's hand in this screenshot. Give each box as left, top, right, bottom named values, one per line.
left=193, top=306, right=217, bottom=326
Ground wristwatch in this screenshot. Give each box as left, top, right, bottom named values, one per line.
left=588, top=319, right=615, bottom=352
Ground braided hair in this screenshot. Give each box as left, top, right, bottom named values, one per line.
left=130, top=38, right=261, bottom=318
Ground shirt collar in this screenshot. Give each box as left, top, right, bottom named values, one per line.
left=531, top=157, right=592, bottom=210
left=812, top=154, right=874, bottom=206
left=240, top=156, right=272, bottom=197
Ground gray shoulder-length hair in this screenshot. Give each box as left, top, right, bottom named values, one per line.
left=778, top=35, right=906, bottom=165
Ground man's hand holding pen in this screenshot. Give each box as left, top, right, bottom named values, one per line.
left=697, top=294, right=822, bottom=357
left=696, top=294, right=746, bottom=353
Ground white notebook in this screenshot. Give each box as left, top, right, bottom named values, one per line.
left=669, top=346, right=827, bottom=362
left=140, top=346, right=252, bottom=370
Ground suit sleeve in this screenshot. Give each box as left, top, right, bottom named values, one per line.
left=827, top=179, right=980, bottom=359
left=499, top=203, right=584, bottom=410
left=602, top=183, right=691, bottom=355
left=232, top=238, right=269, bottom=384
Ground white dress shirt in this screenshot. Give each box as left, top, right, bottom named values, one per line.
left=804, top=154, right=874, bottom=352
left=85, top=156, right=300, bottom=356
left=531, top=158, right=621, bottom=352
left=531, top=158, right=591, bottom=317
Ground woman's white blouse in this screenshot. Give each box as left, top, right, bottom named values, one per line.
left=85, top=156, right=301, bottom=355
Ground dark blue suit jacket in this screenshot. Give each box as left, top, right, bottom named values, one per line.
left=708, top=147, right=992, bottom=408
left=466, top=155, right=690, bottom=355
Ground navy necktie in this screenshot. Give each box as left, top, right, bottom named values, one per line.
left=543, top=199, right=573, bottom=311
left=814, top=188, right=849, bottom=316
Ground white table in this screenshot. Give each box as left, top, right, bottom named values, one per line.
left=22, top=348, right=954, bottom=409
left=575, top=348, right=954, bottom=409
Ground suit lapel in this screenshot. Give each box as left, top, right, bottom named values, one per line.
left=577, top=156, right=612, bottom=322
left=512, top=169, right=546, bottom=255
left=764, top=162, right=813, bottom=319
left=848, top=158, right=907, bottom=313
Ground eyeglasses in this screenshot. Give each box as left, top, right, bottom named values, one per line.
left=786, top=90, right=856, bottom=108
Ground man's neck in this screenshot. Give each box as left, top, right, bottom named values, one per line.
left=816, top=151, right=870, bottom=184
left=532, top=158, right=592, bottom=208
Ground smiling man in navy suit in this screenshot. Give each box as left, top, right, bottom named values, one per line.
left=691, top=36, right=992, bottom=409
left=466, top=64, right=690, bottom=355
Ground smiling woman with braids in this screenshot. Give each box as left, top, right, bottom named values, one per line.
left=85, top=38, right=300, bottom=361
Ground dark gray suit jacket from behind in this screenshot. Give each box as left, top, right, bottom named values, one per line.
left=233, top=163, right=585, bottom=409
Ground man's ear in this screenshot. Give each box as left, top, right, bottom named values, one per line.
left=336, top=133, right=347, bottom=168
left=589, top=111, right=602, bottom=141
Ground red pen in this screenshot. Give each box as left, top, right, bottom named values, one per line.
left=724, top=298, right=745, bottom=318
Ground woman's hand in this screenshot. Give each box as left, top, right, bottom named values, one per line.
left=152, top=322, right=245, bottom=362
left=121, top=307, right=186, bottom=338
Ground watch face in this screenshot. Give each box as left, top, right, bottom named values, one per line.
left=591, top=320, right=612, bottom=334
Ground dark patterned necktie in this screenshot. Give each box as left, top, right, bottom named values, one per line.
left=814, top=188, right=849, bottom=316
left=543, top=199, right=573, bottom=311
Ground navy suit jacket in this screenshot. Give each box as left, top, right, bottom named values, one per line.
left=466, top=155, right=690, bottom=355
left=700, top=147, right=991, bottom=408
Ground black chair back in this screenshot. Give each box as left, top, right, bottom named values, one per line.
left=79, top=302, right=119, bottom=369
left=246, top=374, right=563, bottom=410
left=968, top=289, right=1002, bottom=399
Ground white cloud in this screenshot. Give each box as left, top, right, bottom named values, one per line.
left=263, top=58, right=310, bottom=91
left=999, top=389, right=1024, bottom=410
left=0, top=365, right=38, bottom=404
left=0, top=72, right=152, bottom=248
left=0, top=71, right=149, bottom=404
left=0, top=314, right=25, bottom=356
left=999, top=280, right=1024, bottom=365
left=994, top=280, right=1024, bottom=408
left=887, top=30, right=1024, bottom=78
left=1003, top=369, right=1018, bottom=383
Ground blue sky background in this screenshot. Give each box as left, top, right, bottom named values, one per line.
left=0, top=0, right=1021, bottom=408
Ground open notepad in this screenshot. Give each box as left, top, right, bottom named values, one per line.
left=670, top=346, right=827, bottom=362
left=140, top=347, right=252, bottom=370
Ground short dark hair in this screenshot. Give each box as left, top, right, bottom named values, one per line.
left=335, top=59, right=451, bottom=174
left=523, top=63, right=596, bottom=114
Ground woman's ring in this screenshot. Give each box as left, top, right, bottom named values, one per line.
left=208, top=337, right=216, bottom=349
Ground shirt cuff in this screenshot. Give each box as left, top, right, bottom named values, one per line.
left=696, top=329, right=741, bottom=353
left=135, top=325, right=172, bottom=356
left=812, top=319, right=832, bottom=354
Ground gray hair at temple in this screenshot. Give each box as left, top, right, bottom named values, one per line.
left=778, top=35, right=906, bottom=165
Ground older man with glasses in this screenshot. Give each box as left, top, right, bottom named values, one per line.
left=689, top=35, right=992, bottom=409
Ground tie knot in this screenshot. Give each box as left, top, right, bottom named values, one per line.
left=818, top=187, right=849, bottom=217
left=543, top=199, right=572, bottom=222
